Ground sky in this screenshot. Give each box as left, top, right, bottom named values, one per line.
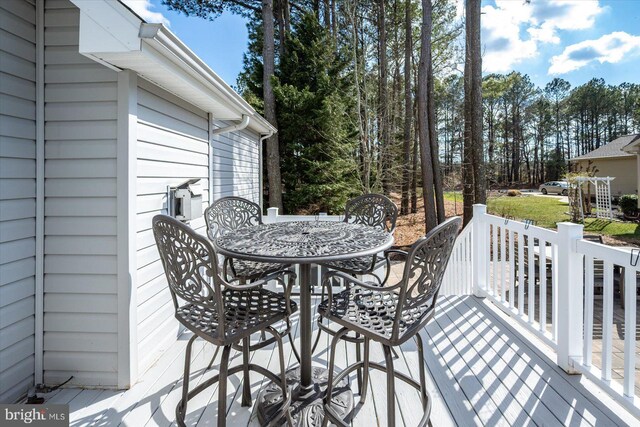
left=124, top=0, right=640, bottom=89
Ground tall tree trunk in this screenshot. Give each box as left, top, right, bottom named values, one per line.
left=323, top=0, right=331, bottom=29
left=378, top=0, right=390, bottom=194
left=468, top=0, right=485, bottom=205
left=462, top=3, right=474, bottom=225
left=263, top=0, right=283, bottom=211
left=428, top=53, right=445, bottom=223
left=412, top=97, right=418, bottom=213
left=331, top=0, right=337, bottom=38
left=418, top=0, right=437, bottom=232
left=276, top=0, right=285, bottom=58
left=401, top=0, right=412, bottom=215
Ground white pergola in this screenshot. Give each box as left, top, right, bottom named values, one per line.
left=571, top=176, right=615, bottom=221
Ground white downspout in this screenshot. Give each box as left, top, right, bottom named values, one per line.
left=259, top=130, right=276, bottom=211
left=35, top=0, right=44, bottom=385
left=210, top=114, right=251, bottom=136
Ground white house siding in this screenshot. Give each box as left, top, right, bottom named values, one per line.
left=42, top=0, right=119, bottom=387
left=0, top=0, right=37, bottom=403
left=210, top=122, right=261, bottom=204
left=135, top=78, right=210, bottom=373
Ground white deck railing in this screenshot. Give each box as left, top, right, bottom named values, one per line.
left=466, top=204, right=639, bottom=416
left=440, top=221, right=473, bottom=295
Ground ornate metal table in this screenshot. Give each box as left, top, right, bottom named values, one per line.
left=214, top=221, right=394, bottom=426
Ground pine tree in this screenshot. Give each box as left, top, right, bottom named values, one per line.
left=273, top=13, right=359, bottom=213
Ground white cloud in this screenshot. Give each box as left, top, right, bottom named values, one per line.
left=549, top=31, right=640, bottom=74
left=122, top=0, right=170, bottom=26
left=482, top=3, right=537, bottom=73
left=480, top=0, right=603, bottom=73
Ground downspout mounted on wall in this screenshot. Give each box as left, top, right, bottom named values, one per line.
left=258, top=130, right=276, bottom=211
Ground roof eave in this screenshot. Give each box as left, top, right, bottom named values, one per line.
left=570, top=154, right=635, bottom=162
left=69, top=0, right=275, bottom=136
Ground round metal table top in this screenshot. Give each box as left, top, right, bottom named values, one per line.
left=213, top=220, right=394, bottom=264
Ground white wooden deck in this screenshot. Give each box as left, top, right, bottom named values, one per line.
left=37, top=295, right=639, bottom=426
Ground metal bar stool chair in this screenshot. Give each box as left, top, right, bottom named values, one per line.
left=319, top=217, right=461, bottom=427
left=204, top=196, right=290, bottom=281
left=152, top=215, right=296, bottom=427
left=204, top=196, right=300, bottom=363
left=313, top=193, right=399, bottom=388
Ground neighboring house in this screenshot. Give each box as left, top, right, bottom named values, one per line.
left=0, top=0, right=274, bottom=402
left=570, top=134, right=640, bottom=197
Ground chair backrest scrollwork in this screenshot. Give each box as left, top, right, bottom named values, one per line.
left=153, top=215, right=224, bottom=332
left=393, top=217, right=461, bottom=339
left=344, top=194, right=398, bottom=233
left=204, top=196, right=262, bottom=240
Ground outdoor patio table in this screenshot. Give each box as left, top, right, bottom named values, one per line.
left=214, top=220, right=394, bottom=426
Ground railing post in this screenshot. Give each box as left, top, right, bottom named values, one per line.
left=556, top=222, right=584, bottom=373
left=472, top=204, right=487, bottom=297
left=266, top=207, right=279, bottom=224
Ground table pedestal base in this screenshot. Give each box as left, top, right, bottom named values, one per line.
left=256, top=366, right=353, bottom=426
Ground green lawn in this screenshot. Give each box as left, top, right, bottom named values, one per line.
left=486, top=194, right=640, bottom=244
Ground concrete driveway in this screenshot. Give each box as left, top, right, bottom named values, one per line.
left=528, top=191, right=568, bottom=202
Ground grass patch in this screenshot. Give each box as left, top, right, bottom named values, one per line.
left=486, top=193, right=640, bottom=244
left=487, top=194, right=568, bottom=229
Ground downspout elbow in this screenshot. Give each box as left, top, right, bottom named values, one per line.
left=211, top=114, right=251, bottom=136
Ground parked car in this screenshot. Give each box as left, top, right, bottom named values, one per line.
left=539, top=181, right=569, bottom=195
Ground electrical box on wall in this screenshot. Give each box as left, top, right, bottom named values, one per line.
left=168, top=179, right=203, bottom=222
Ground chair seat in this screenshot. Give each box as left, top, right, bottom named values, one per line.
left=318, top=286, right=429, bottom=345
left=324, top=255, right=375, bottom=274
left=230, top=258, right=287, bottom=279
left=177, top=288, right=297, bottom=345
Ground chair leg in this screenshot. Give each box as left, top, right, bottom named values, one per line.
left=355, top=334, right=363, bottom=392
left=383, top=344, right=396, bottom=427
left=176, top=334, right=198, bottom=427
left=311, top=284, right=327, bottom=354
left=415, top=334, right=428, bottom=407
left=360, top=337, right=371, bottom=403
left=288, top=330, right=301, bottom=363
left=266, top=325, right=291, bottom=427
left=217, top=345, right=232, bottom=427
left=206, top=345, right=221, bottom=370
left=322, top=327, right=349, bottom=427
left=242, top=337, right=252, bottom=407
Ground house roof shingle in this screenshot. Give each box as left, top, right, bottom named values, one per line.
left=571, top=134, right=640, bottom=161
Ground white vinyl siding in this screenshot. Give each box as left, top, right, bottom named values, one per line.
left=0, top=0, right=37, bottom=403
left=210, top=123, right=261, bottom=204
left=43, top=0, right=119, bottom=387
left=135, top=78, right=210, bottom=373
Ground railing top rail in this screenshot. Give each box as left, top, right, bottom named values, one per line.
left=483, top=213, right=559, bottom=243
left=576, top=239, right=639, bottom=269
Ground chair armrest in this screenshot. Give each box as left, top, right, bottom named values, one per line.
left=222, top=269, right=297, bottom=291
left=384, top=248, right=408, bottom=260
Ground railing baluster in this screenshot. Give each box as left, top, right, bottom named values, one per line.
left=602, top=261, right=614, bottom=382
left=528, top=235, right=536, bottom=324
left=501, top=225, right=506, bottom=303
left=492, top=224, right=498, bottom=296
left=518, top=232, right=525, bottom=316
left=624, top=267, right=636, bottom=398
left=552, top=244, right=558, bottom=341
left=539, top=239, right=547, bottom=333
left=584, top=256, right=594, bottom=368
left=509, top=229, right=515, bottom=309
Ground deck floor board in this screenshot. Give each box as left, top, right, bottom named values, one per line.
left=43, top=295, right=637, bottom=426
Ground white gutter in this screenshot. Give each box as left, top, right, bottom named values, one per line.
left=210, top=115, right=250, bottom=136
left=137, top=23, right=276, bottom=135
